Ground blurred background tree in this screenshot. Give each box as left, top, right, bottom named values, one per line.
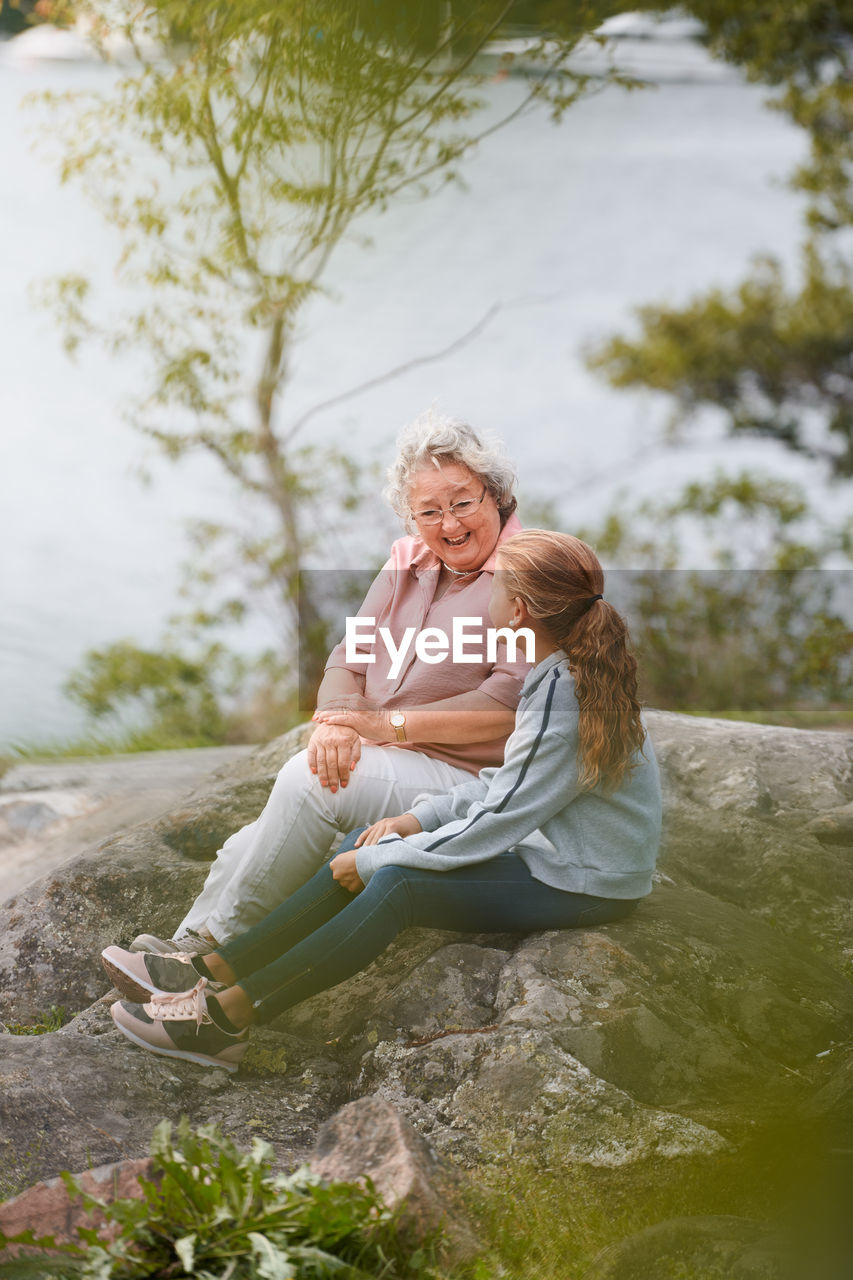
left=24, top=1, right=852, bottom=745
left=581, top=0, right=853, bottom=728
left=588, top=0, right=853, bottom=476
left=576, top=472, right=852, bottom=720
left=34, top=0, right=641, bottom=744
left=62, top=639, right=298, bottom=748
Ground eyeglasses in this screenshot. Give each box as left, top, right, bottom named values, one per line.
left=411, top=485, right=488, bottom=527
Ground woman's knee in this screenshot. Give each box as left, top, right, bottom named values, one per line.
left=271, top=748, right=369, bottom=817
left=267, top=749, right=323, bottom=808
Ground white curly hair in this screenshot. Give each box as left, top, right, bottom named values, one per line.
left=384, top=408, right=518, bottom=531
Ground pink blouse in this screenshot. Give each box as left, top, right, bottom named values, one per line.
left=325, top=514, right=530, bottom=773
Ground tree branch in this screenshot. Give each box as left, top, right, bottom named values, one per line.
left=283, top=302, right=503, bottom=443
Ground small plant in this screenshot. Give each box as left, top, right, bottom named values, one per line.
left=0, top=1118, right=441, bottom=1278
left=5, top=1007, right=68, bottom=1036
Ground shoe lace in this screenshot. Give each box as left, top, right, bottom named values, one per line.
left=175, top=927, right=217, bottom=950
left=144, top=978, right=212, bottom=1030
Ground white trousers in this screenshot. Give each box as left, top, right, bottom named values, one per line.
left=178, top=744, right=471, bottom=944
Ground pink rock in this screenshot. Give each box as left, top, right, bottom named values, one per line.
left=0, top=1156, right=154, bottom=1256
left=309, top=1094, right=478, bottom=1262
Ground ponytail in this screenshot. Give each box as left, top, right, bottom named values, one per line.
left=497, top=531, right=644, bottom=790
left=556, top=598, right=643, bottom=791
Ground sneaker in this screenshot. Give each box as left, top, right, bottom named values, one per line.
left=110, top=983, right=248, bottom=1073
left=102, top=945, right=225, bottom=1003
left=130, top=928, right=217, bottom=957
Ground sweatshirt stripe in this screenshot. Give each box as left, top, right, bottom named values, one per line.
left=419, top=665, right=562, bottom=853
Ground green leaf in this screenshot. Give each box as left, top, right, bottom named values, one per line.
left=175, top=1233, right=197, bottom=1271
left=248, top=1231, right=296, bottom=1280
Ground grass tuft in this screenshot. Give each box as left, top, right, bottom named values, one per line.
left=4, top=1007, right=69, bottom=1037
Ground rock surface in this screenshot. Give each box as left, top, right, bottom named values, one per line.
left=0, top=712, right=850, bottom=1227
left=0, top=1157, right=155, bottom=1252
left=0, top=746, right=254, bottom=905
left=648, top=714, right=853, bottom=975
left=580, top=1215, right=784, bottom=1280
left=0, top=731, right=309, bottom=1023
left=309, top=1095, right=479, bottom=1261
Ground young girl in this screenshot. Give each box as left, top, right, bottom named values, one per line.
left=103, top=532, right=662, bottom=1072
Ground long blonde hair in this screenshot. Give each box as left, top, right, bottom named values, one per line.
left=497, top=530, right=644, bottom=791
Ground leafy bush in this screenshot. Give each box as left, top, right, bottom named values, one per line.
left=63, top=643, right=230, bottom=747
left=0, top=1118, right=441, bottom=1279
left=61, top=642, right=299, bottom=749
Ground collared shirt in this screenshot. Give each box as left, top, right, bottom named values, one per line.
left=325, top=514, right=530, bottom=773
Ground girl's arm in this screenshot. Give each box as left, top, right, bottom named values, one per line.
left=356, top=671, right=581, bottom=883
left=407, top=769, right=495, bottom=831
left=354, top=770, right=494, bottom=847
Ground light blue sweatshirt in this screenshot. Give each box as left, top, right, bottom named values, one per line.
left=355, top=650, right=662, bottom=899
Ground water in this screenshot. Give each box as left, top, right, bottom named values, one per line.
left=0, top=34, right=827, bottom=748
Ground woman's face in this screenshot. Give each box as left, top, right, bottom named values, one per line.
left=407, top=461, right=503, bottom=573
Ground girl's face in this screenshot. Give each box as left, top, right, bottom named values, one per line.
left=488, top=563, right=521, bottom=631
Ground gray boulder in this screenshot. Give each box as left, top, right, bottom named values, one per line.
left=0, top=746, right=254, bottom=905
left=647, top=711, right=853, bottom=975
left=0, top=713, right=850, bottom=1205
left=0, top=728, right=310, bottom=1024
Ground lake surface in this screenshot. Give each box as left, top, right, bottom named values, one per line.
left=0, top=31, right=830, bottom=748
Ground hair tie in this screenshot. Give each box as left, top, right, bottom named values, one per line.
left=586, top=593, right=603, bottom=605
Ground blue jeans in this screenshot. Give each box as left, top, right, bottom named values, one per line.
left=217, top=829, right=640, bottom=1024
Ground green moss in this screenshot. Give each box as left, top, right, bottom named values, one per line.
left=242, top=1040, right=288, bottom=1075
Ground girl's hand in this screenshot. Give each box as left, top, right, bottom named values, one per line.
left=329, top=848, right=364, bottom=893
left=308, top=723, right=361, bottom=791
left=313, top=694, right=389, bottom=742
left=355, top=813, right=422, bottom=847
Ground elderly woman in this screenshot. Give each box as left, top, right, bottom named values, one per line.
left=131, top=410, right=529, bottom=955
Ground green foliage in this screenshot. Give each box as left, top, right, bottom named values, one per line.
left=4, top=1006, right=68, bottom=1036
left=587, top=246, right=853, bottom=476
left=63, top=641, right=230, bottom=746
left=575, top=471, right=853, bottom=714
left=61, top=640, right=299, bottom=747
left=587, top=3, right=853, bottom=479
left=684, top=1, right=853, bottom=234
left=687, top=0, right=851, bottom=86
left=0, top=1118, right=442, bottom=1279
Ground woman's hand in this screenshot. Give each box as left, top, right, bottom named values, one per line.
left=354, top=813, right=422, bottom=847
left=307, top=722, right=362, bottom=791
left=313, top=694, right=390, bottom=743
left=329, top=848, right=364, bottom=893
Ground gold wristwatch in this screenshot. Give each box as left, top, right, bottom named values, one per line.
left=389, top=710, right=407, bottom=742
